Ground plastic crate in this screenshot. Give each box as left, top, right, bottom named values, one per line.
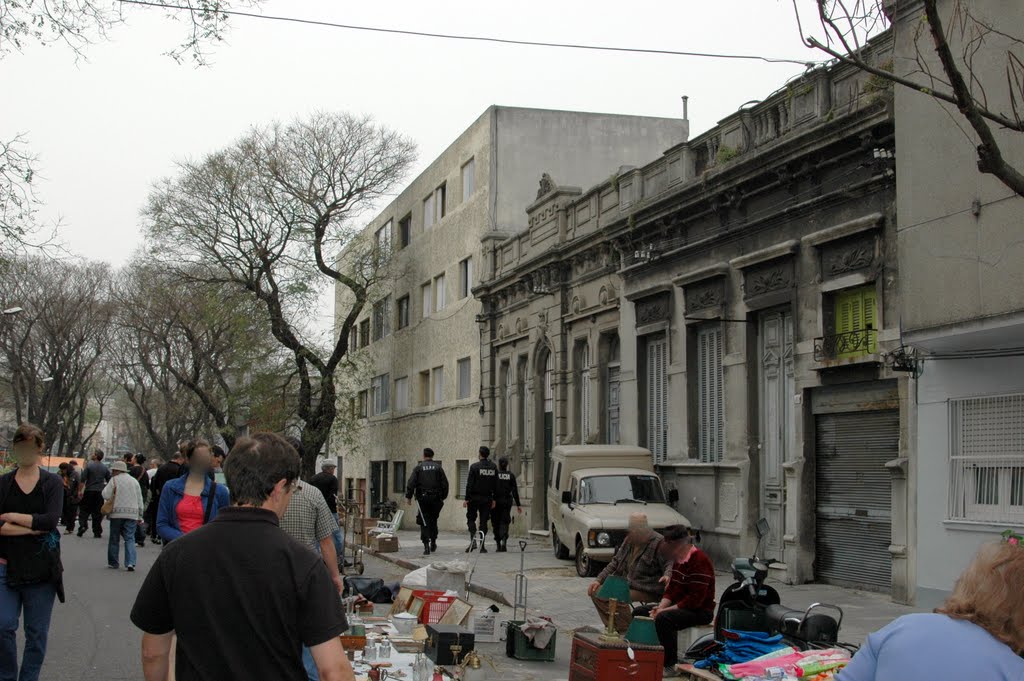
left=416, top=594, right=455, bottom=624
left=470, top=614, right=504, bottom=643
left=504, top=620, right=557, bottom=661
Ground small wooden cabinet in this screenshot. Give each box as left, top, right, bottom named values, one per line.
left=568, top=631, right=664, bottom=681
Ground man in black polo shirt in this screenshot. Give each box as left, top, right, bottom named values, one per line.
left=130, top=433, right=353, bottom=681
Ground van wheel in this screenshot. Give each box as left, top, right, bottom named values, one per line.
left=552, top=528, right=569, bottom=560
left=575, top=538, right=598, bottom=577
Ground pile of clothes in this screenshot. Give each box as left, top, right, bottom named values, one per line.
left=694, top=630, right=851, bottom=680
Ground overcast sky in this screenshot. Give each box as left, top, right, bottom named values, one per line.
left=3, top=0, right=822, bottom=268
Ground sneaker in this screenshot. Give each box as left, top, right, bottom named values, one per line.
left=126, top=566, right=135, bottom=572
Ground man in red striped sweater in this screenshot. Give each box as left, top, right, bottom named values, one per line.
left=634, top=525, right=716, bottom=678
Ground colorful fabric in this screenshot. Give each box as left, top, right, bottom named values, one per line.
left=725, top=647, right=850, bottom=680
left=694, top=629, right=790, bottom=670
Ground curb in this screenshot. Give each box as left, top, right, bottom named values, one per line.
left=360, top=545, right=513, bottom=607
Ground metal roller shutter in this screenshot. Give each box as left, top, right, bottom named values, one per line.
left=815, top=410, right=897, bottom=591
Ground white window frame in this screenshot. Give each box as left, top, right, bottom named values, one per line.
left=423, top=193, right=435, bottom=230
left=697, top=325, right=723, bottom=463
left=421, top=282, right=432, bottom=319
left=375, top=220, right=392, bottom=262
left=646, top=336, right=668, bottom=464
left=948, top=393, right=1024, bottom=524
left=432, top=366, right=445, bottom=405
left=434, top=273, right=446, bottom=312
left=457, top=357, right=472, bottom=400
left=372, top=297, right=390, bottom=341
left=370, top=373, right=390, bottom=416
left=394, top=376, right=409, bottom=411
left=397, top=295, right=410, bottom=330
left=459, top=257, right=473, bottom=299
left=462, top=158, right=475, bottom=202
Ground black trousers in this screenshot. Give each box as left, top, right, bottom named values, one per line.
left=632, top=605, right=713, bottom=665
left=493, top=501, right=514, bottom=541
left=466, top=498, right=492, bottom=538
left=62, top=496, right=78, bottom=531
left=417, top=497, right=443, bottom=544
left=144, top=496, right=160, bottom=539
left=78, top=490, right=104, bottom=536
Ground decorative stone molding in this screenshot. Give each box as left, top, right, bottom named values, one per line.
left=821, top=233, right=875, bottom=277
left=685, top=280, right=726, bottom=312
left=801, top=212, right=883, bottom=248
left=536, top=173, right=556, bottom=199
left=744, top=259, right=795, bottom=300
left=635, top=292, right=672, bottom=327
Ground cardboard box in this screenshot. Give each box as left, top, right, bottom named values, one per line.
left=372, top=535, right=399, bottom=553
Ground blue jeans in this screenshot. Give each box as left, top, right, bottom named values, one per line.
left=302, top=645, right=320, bottom=681
left=107, top=518, right=138, bottom=568
left=0, top=563, right=57, bottom=681
left=332, top=514, right=345, bottom=562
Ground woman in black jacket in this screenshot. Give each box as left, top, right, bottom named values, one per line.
left=0, top=423, right=65, bottom=681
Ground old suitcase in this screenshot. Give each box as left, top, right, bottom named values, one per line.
left=424, top=623, right=475, bottom=666
left=568, top=630, right=664, bottom=681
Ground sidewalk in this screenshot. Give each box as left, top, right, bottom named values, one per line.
left=362, top=530, right=927, bottom=644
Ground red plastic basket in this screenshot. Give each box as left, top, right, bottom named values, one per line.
left=416, top=594, right=455, bottom=624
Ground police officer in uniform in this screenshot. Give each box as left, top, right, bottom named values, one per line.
left=463, top=445, right=498, bottom=553
left=405, top=448, right=449, bottom=555
left=494, top=457, right=522, bottom=552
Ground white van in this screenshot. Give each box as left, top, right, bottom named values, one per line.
left=546, top=445, right=690, bottom=577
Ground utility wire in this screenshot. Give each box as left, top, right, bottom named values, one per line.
left=119, top=0, right=818, bottom=67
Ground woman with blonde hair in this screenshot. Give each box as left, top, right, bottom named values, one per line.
left=839, top=534, right=1024, bottom=681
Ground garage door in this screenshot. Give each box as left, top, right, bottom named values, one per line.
left=815, top=410, right=897, bottom=591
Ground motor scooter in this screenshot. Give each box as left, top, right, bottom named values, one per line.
left=684, top=518, right=853, bottom=663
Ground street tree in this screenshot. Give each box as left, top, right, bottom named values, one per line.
left=113, top=260, right=293, bottom=450
left=795, top=0, right=1024, bottom=197
left=0, top=256, right=113, bottom=454
left=144, top=111, right=416, bottom=475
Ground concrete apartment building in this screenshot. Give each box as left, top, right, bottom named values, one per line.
left=476, top=38, right=914, bottom=601
left=890, top=0, right=1024, bottom=607
left=336, top=106, right=687, bottom=532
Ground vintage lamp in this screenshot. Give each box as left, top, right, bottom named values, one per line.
left=624, top=616, right=659, bottom=646
left=596, top=575, right=631, bottom=641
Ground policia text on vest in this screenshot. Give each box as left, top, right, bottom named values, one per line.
left=405, top=448, right=450, bottom=556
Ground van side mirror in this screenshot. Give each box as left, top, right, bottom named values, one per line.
left=561, top=491, right=572, bottom=505
left=667, top=489, right=679, bottom=504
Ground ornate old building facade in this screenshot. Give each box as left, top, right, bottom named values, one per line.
left=476, top=36, right=915, bottom=602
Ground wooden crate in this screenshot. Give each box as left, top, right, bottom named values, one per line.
left=568, top=631, right=663, bottom=681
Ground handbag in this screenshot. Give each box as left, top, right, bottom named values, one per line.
left=100, top=480, right=117, bottom=515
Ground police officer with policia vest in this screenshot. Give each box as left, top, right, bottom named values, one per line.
left=463, top=446, right=498, bottom=553
left=405, top=448, right=450, bottom=556
left=493, top=457, right=522, bottom=552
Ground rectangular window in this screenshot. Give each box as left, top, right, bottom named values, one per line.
left=697, top=325, right=724, bottom=463
left=393, top=461, right=407, bottom=494
left=396, top=295, right=410, bottom=330
left=395, top=376, right=409, bottom=411
left=646, top=336, right=668, bottom=463
left=359, top=319, right=370, bottom=349
left=372, top=298, right=390, bottom=341
left=462, top=158, right=475, bottom=202
left=833, top=285, right=878, bottom=359
left=457, top=357, right=472, bottom=400
left=357, top=390, right=368, bottom=418
left=375, top=220, right=392, bottom=262
left=456, top=460, right=470, bottom=499
left=398, top=213, right=411, bottom=248
left=370, top=374, right=390, bottom=416
left=421, top=282, right=432, bottom=318
left=432, top=366, right=445, bottom=405
left=577, top=343, right=592, bottom=443
left=459, top=257, right=473, bottom=299
left=435, top=183, right=446, bottom=222
left=434, top=273, right=446, bottom=312
left=419, top=370, right=431, bottom=406
left=948, top=393, right=1024, bottom=524
left=349, top=327, right=357, bottom=353
left=423, top=192, right=435, bottom=230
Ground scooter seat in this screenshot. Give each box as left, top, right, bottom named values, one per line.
left=764, top=604, right=804, bottom=635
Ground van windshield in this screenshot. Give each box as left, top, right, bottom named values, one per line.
left=578, top=475, right=666, bottom=505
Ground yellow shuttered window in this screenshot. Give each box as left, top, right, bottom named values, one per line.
left=835, top=286, right=878, bottom=359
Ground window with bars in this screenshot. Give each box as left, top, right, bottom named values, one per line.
left=370, top=374, right=390, bottom=416
left=457, top=357, right=472, bottom=400
left=456, top=460, right=470, bottom=499
left=697, top=325, right=724, bottom=463
left=948, top=393, right=1024, bottom=523
left=646, top=336, right=668, bottom=463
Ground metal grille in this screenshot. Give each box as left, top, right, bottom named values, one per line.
left=815, top=410, right=897, bottom=590
left=948, top=394, right=1024, bottom=523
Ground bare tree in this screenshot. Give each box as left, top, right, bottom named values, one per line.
left=144, top=111, right=416, bottom=475
left=113, top=260, right=292, bottom=449
left=0, top=257, right=112, bottom=451
left=796, top=0, right=1024, bottom=197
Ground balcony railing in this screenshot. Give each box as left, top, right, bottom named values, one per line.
left=814, top=328, right=877, bottom=362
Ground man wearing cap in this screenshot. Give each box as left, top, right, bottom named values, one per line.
left=309, top=461, right=345, bottom=564
left=101, top=460, right=145, bottom=571
left=493, top=457, right=521, bottom=553
left=405, top=448, right=449, bottom=556
left=586, top=512, right=674, bottom=633
left=463, top=446, right=498, bottom=553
